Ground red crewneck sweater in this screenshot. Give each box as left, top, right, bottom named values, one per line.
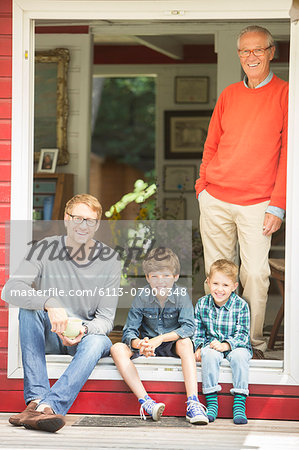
left=195, top=75, right=288, bottom=209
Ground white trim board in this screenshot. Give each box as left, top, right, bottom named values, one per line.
left=10, top=0, right=298, bottom=386
left=15, top=1, right=292, bottom=20
left=9, top=355, right=285, bottom=386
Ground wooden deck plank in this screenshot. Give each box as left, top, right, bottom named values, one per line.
left=0, top=415, right=298, bottom=449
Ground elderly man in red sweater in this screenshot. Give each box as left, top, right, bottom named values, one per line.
left=196, top=25, right=288, bottom=359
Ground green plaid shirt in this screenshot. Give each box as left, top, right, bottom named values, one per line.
left=193, top=293, right=252, bottom=354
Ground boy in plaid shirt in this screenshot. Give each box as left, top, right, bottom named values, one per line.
left=193, top=259, right=252, bottom=424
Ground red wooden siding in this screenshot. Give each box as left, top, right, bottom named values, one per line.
left=0, top=306, right=8, bottom=327
left=0, top=380, right=298, bottom=421
left=0, top=57, right=11, bottom=77
left=0, top=224, right=7, bottom=244
left=0, top=142, right=11, bottom=160
left=0, top=18, right=11, bottom=35
left=0, top=0, right=12, bottom=411
left=0, top=162, right=11, bottom=180
left=68, top=391, right=299, bottom=421
left=0, top=0, right=11, bottom=14
left=0, top=183, right=10, bottom=203
left=0, top=79, right=12, bottom=98
left=0, top=36, right=12, bottom=56
left=0, top=99, right=12, bottom=118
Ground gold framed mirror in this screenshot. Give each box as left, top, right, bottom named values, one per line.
left=34, top=48, right=70, bottom=165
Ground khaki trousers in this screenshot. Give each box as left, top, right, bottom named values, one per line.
left=199, top=190, right=271, bottom=351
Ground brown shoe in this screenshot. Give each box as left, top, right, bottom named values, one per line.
left=9, top=401, right=39, bottom=426
left=252, top=349, right=265, bottom=359
left=20, top=407, right=65, bottom=432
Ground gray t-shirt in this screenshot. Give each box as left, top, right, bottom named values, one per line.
left=2, top=235, right=121, bottom=335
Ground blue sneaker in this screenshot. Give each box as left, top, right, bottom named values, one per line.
left=139, top=395, right=165, bottom=421
left=186, top=395, right=209, bottom=425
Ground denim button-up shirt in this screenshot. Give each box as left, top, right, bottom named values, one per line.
left=122, top=283, right=195, bottom=349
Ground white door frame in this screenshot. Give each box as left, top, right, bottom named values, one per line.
left=10, top=0, right=299, bottom=385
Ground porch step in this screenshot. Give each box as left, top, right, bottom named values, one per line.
left=46, top=354, right=283, bottom=370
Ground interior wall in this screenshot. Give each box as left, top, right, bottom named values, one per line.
left=35, top=33, right=92, bottom=194
left=33, top=34, right=289, bottom=219
left=93, top=63, right=217, bottom=225
left=93, top=63, right=217, bottom=305
left=93, top=61, right=288, bottom=225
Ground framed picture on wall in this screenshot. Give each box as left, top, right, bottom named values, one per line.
left=175, top=76, right=209, bottom=103
left=35, top=49, right=70, bottom=166
left=165, top=110, right=212, bottom=159
left=163, top=165, right=197, bottom=192
left=163, top=197, right=187, bottom=220
left=37, top=148, right=59, bottom=173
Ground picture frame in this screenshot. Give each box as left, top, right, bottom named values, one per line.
left=175, top=76, right=209, bottom=104
left=163, top=198, right=187, bottom=220
left=163, top=165, right=197, bottom=193
left=34, top=48, right=70, bottom=166
left=37, top=148, right=59, bottom=173
left=165, top=110, right=212, bottom=159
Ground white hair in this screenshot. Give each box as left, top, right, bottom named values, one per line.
left=237, top=25, right=274, bottom=49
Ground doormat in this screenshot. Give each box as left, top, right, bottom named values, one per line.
left=73, top=416, right=193, bottom=428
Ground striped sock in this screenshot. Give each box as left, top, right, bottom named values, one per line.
left=205, top=392, right=218, bottom=422
left=233, top=394, right=248, bottom=424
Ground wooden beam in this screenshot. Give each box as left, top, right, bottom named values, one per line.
left=134, top=35, right=183, bottom=59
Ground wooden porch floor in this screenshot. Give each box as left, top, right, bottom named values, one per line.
left=0, top=413, right=298, bottom=449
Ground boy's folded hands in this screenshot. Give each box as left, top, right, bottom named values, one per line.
left=209, top=339, right=231, bottom=352
left=138, top=336, right=163, bottom=357
left=194, top=340, right=231, bottom=362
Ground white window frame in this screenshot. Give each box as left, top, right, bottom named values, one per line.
left=9, top=0, right=299, bottom=386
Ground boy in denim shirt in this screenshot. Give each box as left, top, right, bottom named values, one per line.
left=193, top=259, right=252, bottom=424
left=111, top=248, right=208, bottom=424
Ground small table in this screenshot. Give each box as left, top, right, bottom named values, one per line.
left=268, top=258, right=285, bottom=350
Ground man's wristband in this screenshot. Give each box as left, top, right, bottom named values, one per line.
left=83, top=324, right=88, bottom=335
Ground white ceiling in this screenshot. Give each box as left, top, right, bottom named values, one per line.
left=35, top=19, right=290, bottom=60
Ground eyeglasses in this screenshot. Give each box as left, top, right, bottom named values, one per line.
left=66, top=213, right=98, bottom=227
left=238, top=46, right=272, bottom=58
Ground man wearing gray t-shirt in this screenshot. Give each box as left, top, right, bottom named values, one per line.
left=2, top=194, right=121, bottom=432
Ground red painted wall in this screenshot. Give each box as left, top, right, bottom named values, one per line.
left=93, top=44, right=217, bottom=64
left=0, top=2, right=298, bottom=420
left=0, top=0, right=12, bottom=409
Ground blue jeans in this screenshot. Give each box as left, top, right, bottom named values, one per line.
left=18, top=308, right=112, bottom=415
left=200, top=346, right=251, bottom=396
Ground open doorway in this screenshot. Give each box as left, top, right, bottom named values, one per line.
left=9, top=1, right=296, bottom=386
left=32, top=21, right=289, bottom=360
